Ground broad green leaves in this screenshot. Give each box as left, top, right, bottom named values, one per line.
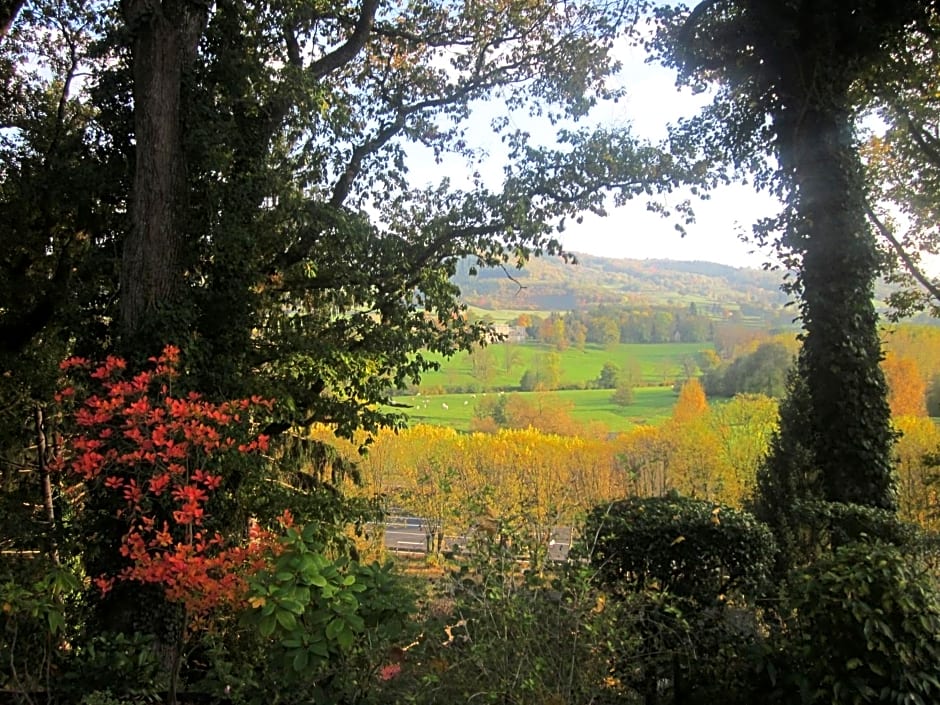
left=243, top=522, right=411, bottom=678
left=786, top=542, right=940, bottom=704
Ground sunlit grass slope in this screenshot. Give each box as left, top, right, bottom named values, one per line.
left=391, top=386, right=677, bottom=433
left=418, top=341, right=710, bottom=391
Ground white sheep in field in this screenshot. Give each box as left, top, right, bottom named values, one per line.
left=442, top=402, right=449, bottom=409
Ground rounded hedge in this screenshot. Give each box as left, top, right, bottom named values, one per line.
left=580, top=494, right=776, bottom=604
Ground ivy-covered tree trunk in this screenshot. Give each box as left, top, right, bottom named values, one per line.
left=120, top=0, right=206, bottom=344
left=776, top=97, right=896, bottom=511
left=658, top=1, right=928, bottom=568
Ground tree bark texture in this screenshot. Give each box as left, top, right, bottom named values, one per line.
left=111, top=7, right=208, bottom=700
left=120, top=0, right=206, bottom=341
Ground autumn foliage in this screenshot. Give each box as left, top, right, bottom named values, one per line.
left=882, top=352, right=927, bottom=417
left=671, top=378, right=708, bottom=423
left=54, top=346, right=276, bottom=617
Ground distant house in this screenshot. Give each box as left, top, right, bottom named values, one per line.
left=492, top=324, right=528, bottom=343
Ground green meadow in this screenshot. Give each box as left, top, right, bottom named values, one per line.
left=391, top=386, right=679, bottom=433
left=464, top=305, right=557, bottom=322
left=417, top=341, right=710, bottom=391
left=393, top=340, right=714, bottom=432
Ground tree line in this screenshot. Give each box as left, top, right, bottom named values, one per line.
left=324, top=380, right=940, bottom=552
left=516, top=304, right=719, bottom=347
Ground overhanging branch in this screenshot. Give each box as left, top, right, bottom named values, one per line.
left=864, top=198, right=940, bottom=305
left=901, top=108, right=940, bottom=169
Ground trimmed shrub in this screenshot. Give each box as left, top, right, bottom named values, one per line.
left=580, top=494, right=776, bottom=704
left=581, top=493, right=776, bottom=605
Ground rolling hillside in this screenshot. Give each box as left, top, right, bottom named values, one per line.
left=454, top=253, right=792, bottom=322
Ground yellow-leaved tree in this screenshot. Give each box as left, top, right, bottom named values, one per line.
left=615, top=425, right=672, bottom=497
left=708, top=394, right=778, bottom=506
left=882, top=352, right=928, bottom=417
left=672, top=378, right=709, bottom=424
left=894, top=416, right=940, bottom=533
left=666, top=379, right=726, bottom=500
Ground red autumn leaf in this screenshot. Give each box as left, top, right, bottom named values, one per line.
left=56, top=347, right=278, bottom=619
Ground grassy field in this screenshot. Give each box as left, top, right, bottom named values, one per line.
left=418, top=341, right=710, bottom=392
left=465, top=306, right=558, bottom=323
left=390, top=386, right=678, bottom=433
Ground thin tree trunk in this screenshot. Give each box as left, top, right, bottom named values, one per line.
left=36, top=404, right=59, bottom=565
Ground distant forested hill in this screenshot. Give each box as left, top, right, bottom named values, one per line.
left=453, top=253, right=792, bottom=322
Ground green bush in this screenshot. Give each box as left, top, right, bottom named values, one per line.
left=579, top=495, right=776, bottom=704
left=61, top=632, right=164, bottom=701
left=605, top=590, right=767, bottom=705
left=791, top=500, right=918, bottom=549
left=780, top=541, right=940, bottom=705
left=580, top=494, right=777, bottom=605
left=597, top=361, right=621, bottom=389
left=703, top=341, right=792, bottom=398
left=611, top=379, right=635, bottom=406
left=237, top=522, right=415, bottom=703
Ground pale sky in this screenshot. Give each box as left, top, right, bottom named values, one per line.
left=558, top=41, right=783, bottom=270
left=557, top=184, right=781, bottom=269
left=407, top=35, right=785, bottom=271
left=402, top=18, right=940, bottom=286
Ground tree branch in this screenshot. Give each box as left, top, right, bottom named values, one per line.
left=256, top=0, right=379, bottom=143
left=864, top=198, right=940, bottom=305
left=676, top=0, right=728, bottom=63
left=330, top=112, right=407, bottom=207
left=498, top=263, right=527, bottom=294
left=44, top=14, right=81, bottom=166
left=0, top=0, right=25, bottom=42
left=308, top=0, right=379, bottom=79
left=283, top=24, right=303, bottom=68
left=900, top=108, right=940, bottom=169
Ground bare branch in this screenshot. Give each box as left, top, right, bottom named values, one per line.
left=308, top=0, right=379, bottom=79
left=864, top=199, right=940, bottom=304
left=45, top=14, right=81, bottom=165
left=499, top=263, right=527, bottom=294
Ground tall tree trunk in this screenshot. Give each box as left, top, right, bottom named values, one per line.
left=776, top=85, right=896, bottom=511
left=120, top=0, right=206, bottom=343
left=110, top=7, right=208, bottom=703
